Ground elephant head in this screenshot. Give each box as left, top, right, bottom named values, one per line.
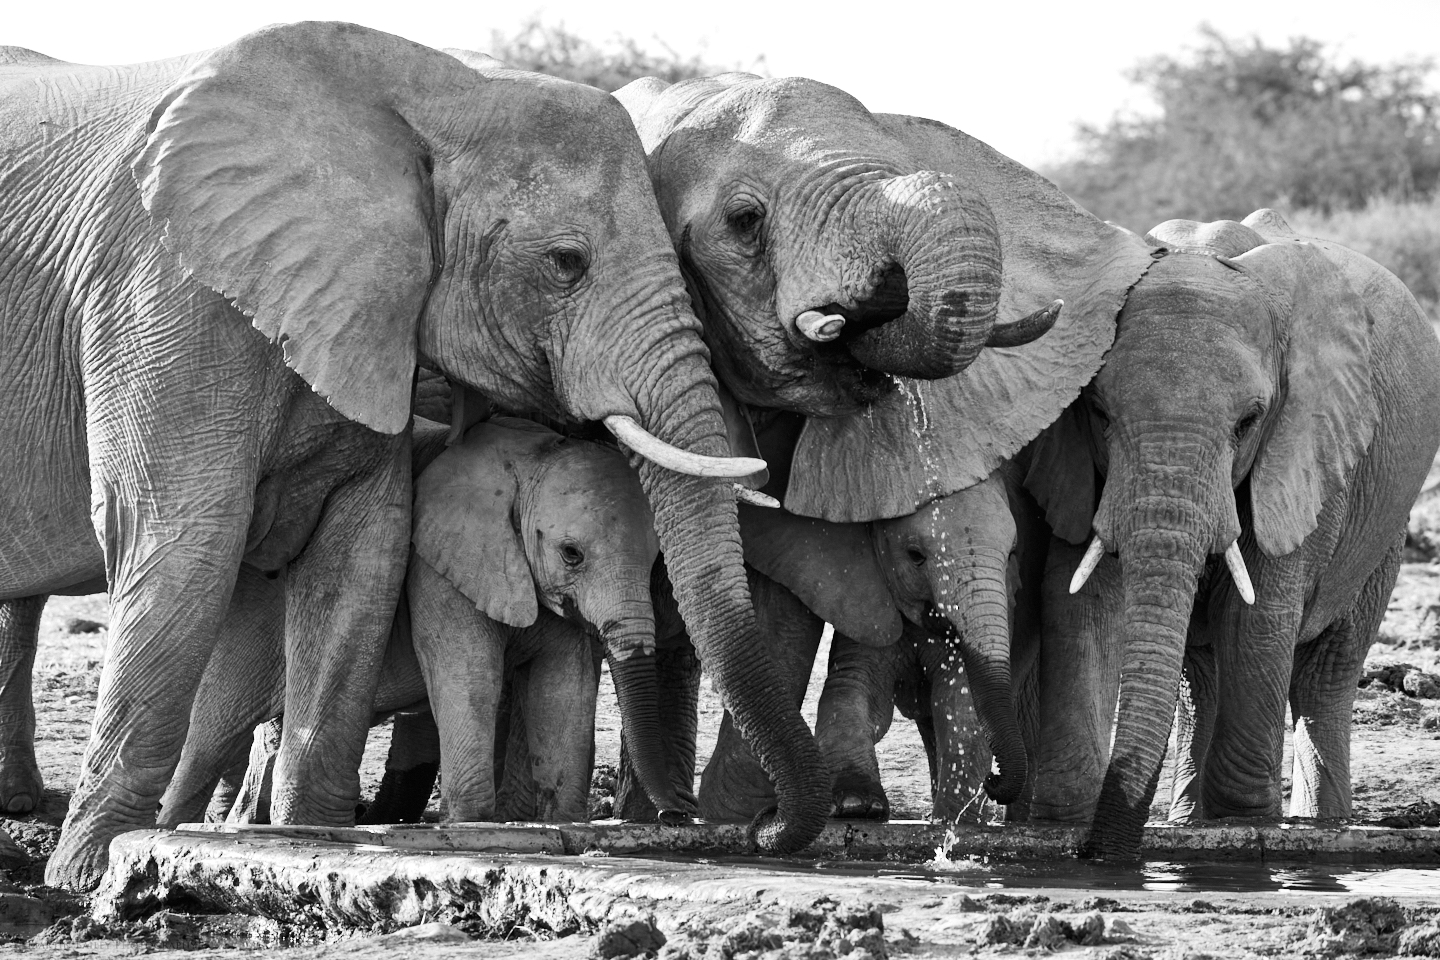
left=739, top=469, right=1028, bottom=810
left=1023, top=209, right=1429, bottom=857
left=134, top=24, right=824, bottom=851
left=616, top=77, right=1156, bottom=525
left=412, top=418, right=690, bottom=821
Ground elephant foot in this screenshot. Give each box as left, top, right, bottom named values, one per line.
left=44, top=824, right=111, bottom=893
left=830, top=771, right=890, bottom=820
left=0, top=757, right=43, bottom=815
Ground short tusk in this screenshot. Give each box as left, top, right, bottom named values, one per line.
left=987, top=299, right=1063, bottom=348
left=1224, top=541, right=1255, bottom=604
left=796, top=310, right=846, bottom=342
left=1069, top=534, right=1105, bottom=594
left=734, top=485, right=780, bottom=508
left=603, top=415, right=768, bottom=478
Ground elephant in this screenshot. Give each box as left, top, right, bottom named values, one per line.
left=607, top=73, right=1156, bottom=819
left=162, top=416, right=687, bottom=826
left=1022, top=211, right=1440, bottom=858
left=0, top=23, right=819, bottom=889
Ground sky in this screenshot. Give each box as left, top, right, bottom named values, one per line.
left=8, top=0, right=1439, bottom=168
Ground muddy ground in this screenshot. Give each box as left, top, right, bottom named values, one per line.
left=3, top=555, right=1437, bottom=957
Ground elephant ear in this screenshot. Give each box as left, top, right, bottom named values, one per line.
left=1145, top=219, right=1267, bottom=258
left=738, top=505, right=901, bottom=646
left=783, top=115, right=1158, bottom=522
left=1022, top=401, right=1103, bottom=545
left=1228, top=241, right=1378, bottom=557
left=132, top=23, right=482, bottom=435
left=413, top=418, right=564, bottom=627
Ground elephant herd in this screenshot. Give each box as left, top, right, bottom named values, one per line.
left=1, top=22, right=1437, bottom=893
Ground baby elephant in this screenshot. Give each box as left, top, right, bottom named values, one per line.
left=163, top=417, right=690, bottom=825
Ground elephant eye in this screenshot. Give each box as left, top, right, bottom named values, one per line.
left=907, top=547, right=927, bottom=567
left=1234, top=407, right=1263, bottom=443
left=725, top=201, right=765, bottom=244
left=546, top=246, right=590, bottom=286
left=560, top=542, right=585, bottom=567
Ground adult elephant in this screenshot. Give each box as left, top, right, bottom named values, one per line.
left=608, top=74, right=1156, bottom=820
left=0, top=25, right=814, bottom=889
left=1025, top=212, right=1440, bottom=858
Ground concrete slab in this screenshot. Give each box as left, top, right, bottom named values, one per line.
left=175, top=818, right=1440, bottom=863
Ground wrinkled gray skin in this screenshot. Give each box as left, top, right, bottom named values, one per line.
left=811, top=464, right=1052, bottom=822
left=161, top=418, right=689, bottom=826
left=701, top=468, right=1040, bottom=822
left=0, top=24, right=821, bottom=890
left=1023, top=214, right=1440, bottom=858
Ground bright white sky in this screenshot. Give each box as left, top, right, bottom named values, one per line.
left=9, top=0, right=1439, bottom=168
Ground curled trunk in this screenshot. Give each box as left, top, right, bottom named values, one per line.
left=844, top=172, right=1002, bottom=380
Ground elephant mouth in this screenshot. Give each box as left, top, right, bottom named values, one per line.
left=799, top=262, right=910, bottom=404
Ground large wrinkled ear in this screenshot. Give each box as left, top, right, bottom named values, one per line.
left=784, top=115, right=1158, bottom=522
left=739, top=505, right=901, bottom=646
left=1146, top=219, right=1266, bottom=258
left=413, top=419, right=563, bottom=627
left=133, top=23, right=484, bottom=435
left=1022, top=402, right=1102, bottom=545
left=1228, top=242, right=1378, bottom=556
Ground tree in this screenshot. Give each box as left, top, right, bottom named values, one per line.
left=483, top=17, right=760, bottom=92
left=1045, top=27, right=1440, bottom=230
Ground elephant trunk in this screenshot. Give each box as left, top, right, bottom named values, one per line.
left=630, top=361, right=829, bottom=853
left=843, top=172, right=1003, bottom=379
left=598, top=608, right=691, bottom=822
left=930, top=552, right=1028, bottom=808
left=1082, top=525, right=1205, bottom=859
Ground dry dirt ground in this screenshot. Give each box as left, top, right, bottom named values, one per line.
left=3, top=556, right=1437, bottom=957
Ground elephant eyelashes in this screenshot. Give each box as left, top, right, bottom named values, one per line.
left=906, top=547, right=927, bottom=567
left=560, top=542, right=586, bottom=567
left=545, top=247, right=590, bottom=286
left=1233, top=408, right=1262, bottom=443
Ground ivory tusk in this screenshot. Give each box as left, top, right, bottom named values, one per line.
left=1069, top=534, right=1105, bottom=594
left=1224, top=541, right=1255, bottom=604
left=987, top=299, right=1064, bottom=348
left=796, top=310, right=846, bottom=342
left=733, top=485, right=780, bottom=508
left=603, top=415, right=768, bottom=478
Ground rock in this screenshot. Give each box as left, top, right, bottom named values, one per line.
left=1399, top=922, right=1440, bottom=957
left=591, top=915, right=666, bottom=959
left=62, top=617, right=104, bottom=634
left=1105, top=916, right=1137, bottom=941
left=1301, top=897, right=1409, bottom=956
left=1361, top=659, right=1416, bottom=692
left=0, top=827, right=29, bottom=870
left=0, top=892, right=53, bottom=938
left=980, top=912, right=1029, bottom=945
left=1404, top=670, right=1440, bottom=699
left=941, top=893, right=986, bottom=912
left=1073, top=910, right=1106, bottom=945
left=1023, top=913, right=1071, bottom=949
left=380, top=922, right=471, bottom=943
left=1101, top=949, right=1153, bottom=960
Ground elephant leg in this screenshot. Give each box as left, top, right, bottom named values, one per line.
left=816, top=633, right=897, bottom=820
left=518, top=621, right=600, bottom=822
left=698, top=568, right=823, bottom=821
left=1289, top=540, right=1401, bottom=819
left=496, top=669, right=532, bottom=821
left=1169, top=643, right=1216, bottom=821
left=204, top=755, right=250, bottom=824
left=0, top=596, right=45, bottom=815
left=160, top=565, right=286, bottom=829
left=48, top=452, right=258, bottom=889
left=615, top=634, right=701, bottom=821
left=228, top=719, right=284, bottom=825
left=360, top=708, right=440, bottom=824
left=1006, top=616, right=1042, bottom=823
left=272, top=450, right=411, bottom=828
left=1030, top=538, right=1124, bottom=823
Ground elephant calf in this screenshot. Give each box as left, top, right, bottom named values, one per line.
left=162, top=417, right=691, bottom=826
